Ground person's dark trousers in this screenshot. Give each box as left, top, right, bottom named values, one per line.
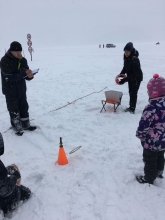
left=143, top=148, right=165, bottom=183
left=0, top=186, right=20, bottom=214
left=128, top=81, right=141, bottom=111
left=20, top=185, right=31, bottom=201
left=5, top=93, right=29, bottom=128
left=0, top=185, right=31, bottom=215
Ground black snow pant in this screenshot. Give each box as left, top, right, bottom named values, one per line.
left=0, top=185, right=31, bottom=215
left=143, top=148, right=165, bottom=182
left=5, top=93, right=29, bottom=128
left=128, top=81, right=141, bottom=111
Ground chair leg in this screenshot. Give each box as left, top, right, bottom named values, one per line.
left=114, top=103, right=120, bottom=112
left=100, top=101, right=106, bottom=113
left=114, top=104, right=116, bottom=112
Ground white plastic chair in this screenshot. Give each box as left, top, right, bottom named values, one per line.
left=100, top=90, right=123, bottom=113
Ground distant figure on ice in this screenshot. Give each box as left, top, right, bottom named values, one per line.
left=103, top=44, right=104, bottom=48
left=0, top=41, right=37, bottom=136
left=99, top=44, right=101, bottom=48
left=156, top=42, right=160, bottom=45
left=115, top=42, right=143, bottom=113
left=136, top=74, right=165, bottom=184
left=0, top=133, right=31, bottom=216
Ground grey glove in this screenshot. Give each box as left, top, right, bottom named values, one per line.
left=6, top=165, right=21, bottom=179
left=12, top=170, right=21, bottom=180
left=6, top=165, right=16, bottom=175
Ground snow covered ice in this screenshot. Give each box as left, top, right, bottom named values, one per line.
left=0, top=42, right=165, bottom=220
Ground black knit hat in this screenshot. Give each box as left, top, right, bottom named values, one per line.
left=124, top=42, right=133, bottom=51
left=0, top=133, right=4, bottom=156
left=9, top=41, right=22, bottom=51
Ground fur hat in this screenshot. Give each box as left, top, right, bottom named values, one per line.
left=0, top=133, right=4, bottom=156
left=9, top=41, right=22, bottom=51
left=147, top=74, right=165, bottom=98
left=124, top=42, right=133, bottom=51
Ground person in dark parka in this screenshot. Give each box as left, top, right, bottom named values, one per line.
left=0, top=41, right=36, bottom=136
left=116, top=42, right=143, bottom=113
left=0, top=133, right=31, bottom=216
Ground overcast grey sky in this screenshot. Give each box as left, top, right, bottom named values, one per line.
left=0, top=0, right=165, bottom=48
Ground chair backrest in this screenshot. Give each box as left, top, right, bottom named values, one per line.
left=105, top=90, right=123, bottom=102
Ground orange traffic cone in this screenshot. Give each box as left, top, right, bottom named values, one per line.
left=57, top=137, right=68, bottom=165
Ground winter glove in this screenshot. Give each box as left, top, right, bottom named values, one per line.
left=115, top=74, right=123, bottom=84
left=115, top=74, right=127, bottom=85
left=6, top=165, right=21, bottom=180
left=6, top=165, right=17, bottom=175
left=12, top=170, right=21, bottom=180
left=119, top=77, right=127, bottom=85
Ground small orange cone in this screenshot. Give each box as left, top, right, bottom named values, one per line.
left=57, top=137, right=68, bottom=165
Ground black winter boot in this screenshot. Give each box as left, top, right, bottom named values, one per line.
left=136, top=175, right=153, bottom=184
left=124, top=107, right=135, bottom=114
left=11, top=114, right=24, bottom=136
left=15, top=131, right=24, bottom=136
left=157, top=170, right=163, bottom=178
left=21, top=119, right=37, bottom=131
left=129, top=108, right=135, bottom=114
left=124, top=107, right=130, bottom=112
left=27, top=126, right=37, bottom=131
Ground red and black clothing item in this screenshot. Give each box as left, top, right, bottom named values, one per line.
left=0, top=51, right=33, bottom=133
left=119, top=48, right=143, bottom=111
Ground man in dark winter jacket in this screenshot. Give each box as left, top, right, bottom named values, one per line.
left=116, top=42, right=143, bottom=113
left=0, top=41, right=36, bottom=136
left=0, top=133, right=31, bottom=215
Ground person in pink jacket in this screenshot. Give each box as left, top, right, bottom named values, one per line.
left=136, top=74, right=165, bottom=184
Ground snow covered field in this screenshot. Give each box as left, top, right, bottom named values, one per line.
left=0, top=42, right=165, bottom=220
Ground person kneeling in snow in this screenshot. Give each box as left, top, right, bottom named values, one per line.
left=136, top=74, right=165, bottom=184
left=0, top=133, right=31, bottom=215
